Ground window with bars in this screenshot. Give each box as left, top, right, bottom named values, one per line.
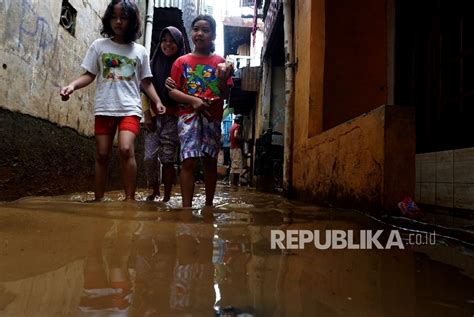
left=59, top=0, right=77, bottom=36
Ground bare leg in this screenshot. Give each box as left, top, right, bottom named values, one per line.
left=203, top=155, right=217, bottom=206
left=162, top=163, right=175, bottom=202
left=180, top=158, right=197, bottom=207
left=150, top=182, right=160, bottom=200
left=146, top=166, right=160, bottom=201
left=118, top=130, right=137, bottom=200
left=95, top=135, right=114, bottom=200
left=144, top=156, right=161, bottom=200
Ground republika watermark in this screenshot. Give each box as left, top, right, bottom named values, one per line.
left=270, top=229, right=436, bottom=250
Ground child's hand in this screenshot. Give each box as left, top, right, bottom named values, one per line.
left=190, top=97, right=209, bottom=112
left=225, top=63, right=234, bottom=79
left=189, top=98, right=214, bottom=119
left=217, top=62, right=234, bottom=79
left=165, top=77, right=177, bottom=90
left=152, top=101, right=166, bottom=115
left=60, top=84, right=74, bottom=101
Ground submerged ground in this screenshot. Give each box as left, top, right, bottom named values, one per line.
left=0, top=185, right=473, bottom=316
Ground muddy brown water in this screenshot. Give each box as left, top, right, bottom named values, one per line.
left=0, top=185, right=473, bottom=316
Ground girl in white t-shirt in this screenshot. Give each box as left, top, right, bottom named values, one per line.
left=60, top=0, right=165, bottom=201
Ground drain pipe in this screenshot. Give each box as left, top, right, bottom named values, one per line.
left=144, top=0, right=154, bottom=54
left=282, top=0, right=295, bottom=195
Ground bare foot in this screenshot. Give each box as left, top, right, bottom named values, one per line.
left=147, top=187, right=160, bottom=201
left=84, top=198, right=104, bottom=203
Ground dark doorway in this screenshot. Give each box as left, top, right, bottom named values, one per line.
left=395, top=0, right=474, bottom=153
left=151, top=8, right=190, bottom=57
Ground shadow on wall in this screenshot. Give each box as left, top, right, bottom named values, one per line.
left=0, top=109, right=147, bottom=200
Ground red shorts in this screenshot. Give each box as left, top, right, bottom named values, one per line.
left=94, top=116, right=140, bottom=136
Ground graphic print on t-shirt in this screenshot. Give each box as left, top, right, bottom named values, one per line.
left=183, top=64, right=220, bottom=97
left=101, top=53, right=137, bottom=81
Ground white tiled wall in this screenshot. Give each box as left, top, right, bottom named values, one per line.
left=416, top=148, right=474, bottom=209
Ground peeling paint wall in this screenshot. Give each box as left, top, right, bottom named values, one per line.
left=270, top=66, right=285, bottom=134
left=258, top=61, right=271, bottom=134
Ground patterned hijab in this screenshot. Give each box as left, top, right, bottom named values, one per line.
left=150, top=26, right=185, bottom=106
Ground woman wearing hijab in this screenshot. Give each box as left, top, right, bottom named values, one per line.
left=143, top=26, right=185, bottom=201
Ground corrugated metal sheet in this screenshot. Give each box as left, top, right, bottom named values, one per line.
left=154, top=0, right=183, bottom=8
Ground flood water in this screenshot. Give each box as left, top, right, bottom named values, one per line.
left=0, top=185, right=473, bottom=317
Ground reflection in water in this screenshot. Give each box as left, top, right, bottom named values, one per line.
left=170, top=222, right=214, bottom=315
left=0, top=185, right=473, bottom=316
left=78, top=221, right=135, bottom=315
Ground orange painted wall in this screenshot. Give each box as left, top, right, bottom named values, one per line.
left=323, top=0, right=387, bottom=130
left=294, top=0, right=321, bottom=147
left=293, top=105, right=415, bottom=211
left=292, top=0, right=415, bottom=211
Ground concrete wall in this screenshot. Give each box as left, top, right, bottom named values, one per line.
left=293, top=105, right=415, bottom=211
left=0, top=108, right=148, bottom=200
left=0, top=0, right=149, bottom=200
left=0, top=0, right=108, bottom=136
left=292, top=0, right=415, bottom=211
left=1, top=0, right=146, bottom=136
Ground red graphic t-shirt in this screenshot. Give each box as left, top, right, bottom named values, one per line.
left=170, top=53, right=233, bottom=121
left=229, top=123, right=242, bottom=149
